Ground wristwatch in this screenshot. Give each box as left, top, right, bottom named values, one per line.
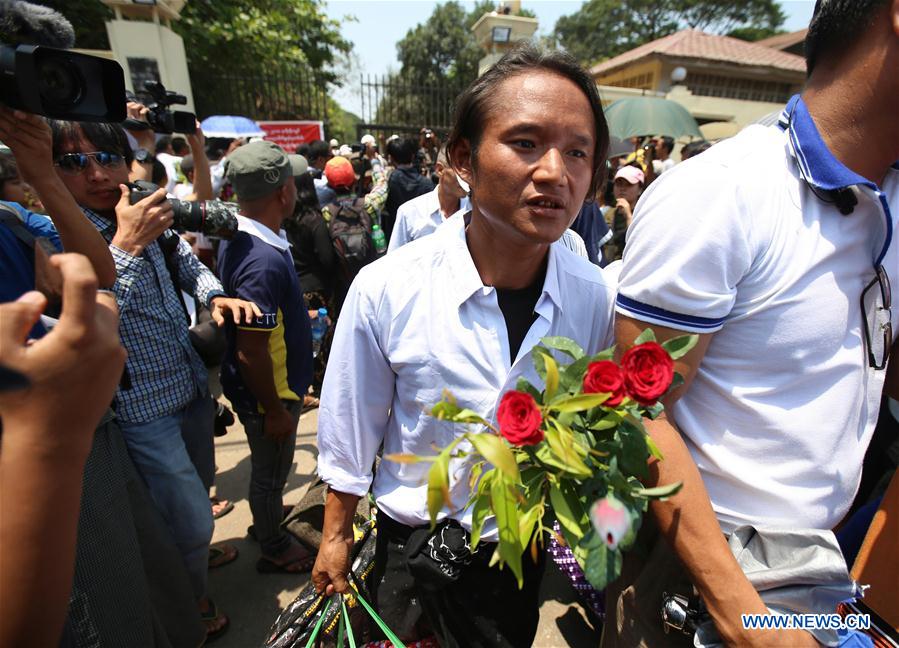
left=134, top=148, right=156, bottom=164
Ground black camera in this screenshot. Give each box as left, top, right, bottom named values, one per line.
left=0, top=43, right=126, bottom=121
left=127, top=80, right=196, bottom=134
left=128, top=181, right=238, bottom=239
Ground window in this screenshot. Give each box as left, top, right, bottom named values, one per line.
left=685, top=73, right=793, bottom=103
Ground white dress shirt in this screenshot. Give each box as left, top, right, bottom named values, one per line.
left=318, top=214, right=616, bottom=539
left=387, top=188, right=470, bottom=251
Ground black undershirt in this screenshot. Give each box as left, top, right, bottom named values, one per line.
left=495, top=263, right=547, bottom=362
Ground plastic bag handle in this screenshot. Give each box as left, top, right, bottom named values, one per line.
left=304, top=596, right=333, bottom=648
left=350, top=587, right=406, bottom=648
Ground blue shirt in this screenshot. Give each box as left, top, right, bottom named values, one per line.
left=217, top=216, right=313, bottom=413
left=0, top=201, right=62, bottom=303
left=83, top=208, right=225, bottom=423
left=570, top=202, right=612, bottom=267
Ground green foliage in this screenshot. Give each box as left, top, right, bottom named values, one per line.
left=30, top=1, right=113, bottom=50
left=325, top=98, right=361, bottom=145
left=553, top=0, right=787, bottom=66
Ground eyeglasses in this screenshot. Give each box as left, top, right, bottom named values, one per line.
left=54, top=151, right=125, bottom=175
left=860, top=265, right=892, bottom=370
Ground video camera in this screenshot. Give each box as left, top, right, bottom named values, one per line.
left=128, top=180, right=238, bottom=239
left=130, top=80, right=196, bottom=135
left=0, top=43, right=126, bottom=122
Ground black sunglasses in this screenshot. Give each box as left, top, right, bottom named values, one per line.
left=860, top=264, right=892, bottom=370
left=54, top=151, right=125, bottom=174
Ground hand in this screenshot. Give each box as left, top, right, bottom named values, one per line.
left=615, top=197, right=632, bottom=218
left=364, top=143, right=377, bottom=160
left=0, top=254, right=126, bottom=439
left=209, top=297, right=262, bottom=326
left=263, top=405, right=296, bottom=442
left=125, top=101, right=155, bottom=149
left=0, top=106, right=54, bottom=185
left=312, top=532, right=354, bottom=595
left=111, top=185, right=173, bottom=256
left=186, top=121, right=205, bottom=152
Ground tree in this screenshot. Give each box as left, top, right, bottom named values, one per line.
left=553, top=0, right=786, bottom=66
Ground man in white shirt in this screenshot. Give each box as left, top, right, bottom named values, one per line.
left=651, top=135, right=675, bottom=175
left=387, top=147, right=470, bottom=251
left=312, top=44, right=616, bottom=647
left=605, top=2, right=899, bottom=646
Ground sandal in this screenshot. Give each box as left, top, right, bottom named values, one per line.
left=199, top=597, right=229, bottom=643
left=246, top=505, right=293, bottom=541
left=210, top=497, right=234, bottom=519
left=208, top=543, right=239, bottom=569
left=256, top=541, right=316, bottom=574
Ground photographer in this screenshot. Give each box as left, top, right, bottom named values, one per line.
left=49, top=116, right=259, bottom=640
left=0, top=106, right=116, bottom=298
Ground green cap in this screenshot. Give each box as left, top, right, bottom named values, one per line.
left=224, top=140, right=291, bottom=201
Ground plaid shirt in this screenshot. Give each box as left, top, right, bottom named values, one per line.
left=84, top=209, right=225, bottom=423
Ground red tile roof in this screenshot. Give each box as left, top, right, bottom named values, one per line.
left=756, top=29, right=808, bottom=51
left=590, top=29, right=807, bottom=76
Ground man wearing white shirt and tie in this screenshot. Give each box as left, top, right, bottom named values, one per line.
left=312, top=44, right=616, bottom=647
left=387, top=146, right=470, bottom=251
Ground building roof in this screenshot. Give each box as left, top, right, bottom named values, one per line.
left=756, top=29, right=808, bottom=51
left=591, top=29, right=807, bottom=76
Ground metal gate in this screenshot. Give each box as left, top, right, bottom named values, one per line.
left=356, top=74, right=464, bottom=141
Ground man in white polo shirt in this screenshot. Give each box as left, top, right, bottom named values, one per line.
left=605, top=1, right=899, bottom=646
left=387, top=146, right=470, bottom=251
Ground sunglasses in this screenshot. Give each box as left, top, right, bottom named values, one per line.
left=54, top=151, right=125, bottom=174
left=861, top=264, right=892, bottom=370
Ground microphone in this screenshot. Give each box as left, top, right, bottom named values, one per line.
left=833, top=188, right=857, bottom=215
left=0, top=1, right=76, bottom=49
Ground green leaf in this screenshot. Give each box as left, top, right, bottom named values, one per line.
left=643, top=402, right=664, bottom=420
left=549, top=483, right=585, bottom=539
left=544, top=352, right=560, bottom=403
left=518, top=504, right=542, bottom=550
left=426, top=453, right=450, bottom=526
left=583, top=541, right=623, bottom=590
left=644, top=433, right=665, bottom=461
left=516, top=378, right=542, bottom=403
left=544, top=424, right=593, bottom=477
left=662, top=334, right=699, bottom=360
left=532, top=346, right=548, bottom=382
left=429, top=399, right=462, bottom=421
left=467, top=433, right=520, bottom=482
left=491, top=476, right=523, bottom=588
left=551, top=392, right=611, bottom=413
left=469, top=478, right=493, bottom=549
left=560, top=354, right=592, bottom=392
left=539, top=336, right=585, bottom=359
left=632, top=482, right=683, bottom=499
left=668, top=372, right=685, bottom=393
left=589, top=413, right=621, bottom=431
left=594, top=347, right=615, bottom=361
left=633, top=328, right=657, bottom=345
left=617, top=419, right=650, bottom=479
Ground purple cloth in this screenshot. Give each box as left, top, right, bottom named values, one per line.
left=548, top=521, right=605, bottom=618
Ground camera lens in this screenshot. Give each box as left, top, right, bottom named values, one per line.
left=36, top=56, right=84, bottom=111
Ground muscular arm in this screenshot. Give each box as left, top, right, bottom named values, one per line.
left=616, top=315, right=816, bottom=646
left=235, top=328, right=282, bottom=414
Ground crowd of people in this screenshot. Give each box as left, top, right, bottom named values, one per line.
left=1, top=0, right=898, bottom=647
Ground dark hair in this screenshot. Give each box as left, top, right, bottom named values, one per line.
left=293, top=171, right=320, bottom=212
left=307, top=140, right=331, bottom=162
left=151, top=159, right=167, bottom=185
left=659, top=136, right=674, bottom=154
left=0, top=150, right=19, bottom=182
left=680, top=140, right=712, bottom=161
left=386, top=137, right=417, bottom=165
left=295, top=143, right=310, bottom=157
left=156, top=135, right=173, bottom=153
left=447, top=42, right=610, bottom=196
left=48, top=119, right=134, bottom=165
left=805, top=0, right=889, bottom=75
left=171, top=137, right=189, bottom=156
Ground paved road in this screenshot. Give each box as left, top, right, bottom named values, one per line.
left=208, top=408, right=602, bottom=648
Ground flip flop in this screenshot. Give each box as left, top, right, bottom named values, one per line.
left=246, top=505, right=293, bottom=541
left=210, top=497, right=234, bottom=519
left=199, top=598, right=229, bottom=643
left=208, top=543, right=239, bottom=569
left=255, top=543, right=316, bottom=574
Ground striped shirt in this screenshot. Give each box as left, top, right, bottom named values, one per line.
left=84, top=209, right=225, bottom=423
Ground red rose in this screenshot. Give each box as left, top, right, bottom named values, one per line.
left=582, top=361, right=626, bottom=407
left=621, top=342, right=674, bottom=406
left=496, top=391, right=544, bottom=446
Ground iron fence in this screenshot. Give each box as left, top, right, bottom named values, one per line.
left=192, top=68, right=329, bottom=122
left=359, top=74, right=465, bottom=132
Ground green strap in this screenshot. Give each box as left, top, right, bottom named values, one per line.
left=337, top=600, right=346, bottom=647
left=303, top=597, right=333, bottom=648
left=351, top=588, right=406, bottom=648
left=341, top=596, right=356, bottom=647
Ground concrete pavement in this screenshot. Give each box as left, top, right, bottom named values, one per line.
left=207, top=408, right=602, bottom=648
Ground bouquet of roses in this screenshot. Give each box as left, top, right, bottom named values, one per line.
left=387, top=329, right=697, bottom=590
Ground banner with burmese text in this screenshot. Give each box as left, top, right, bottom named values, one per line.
left=258, top=121, right=325, bottom=152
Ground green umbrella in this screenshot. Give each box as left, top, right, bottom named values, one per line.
left=603, top=96, right=703, bottom=140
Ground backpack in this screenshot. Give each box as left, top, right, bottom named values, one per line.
left=324, top=196, right=375, bottom=282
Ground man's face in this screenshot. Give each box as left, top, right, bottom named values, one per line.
left=455, top=70, right=596, bottom=245
left=55, top=129, right=129, bottom=215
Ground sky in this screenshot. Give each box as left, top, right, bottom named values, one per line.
left=324, top=0, right=817, bottom=117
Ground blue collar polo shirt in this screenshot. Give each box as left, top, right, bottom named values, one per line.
left=615, top=94, right=898, bottom=534
left=0, top=201, right=62, bottom=303
left=218, top=215, right=313, bottom=413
